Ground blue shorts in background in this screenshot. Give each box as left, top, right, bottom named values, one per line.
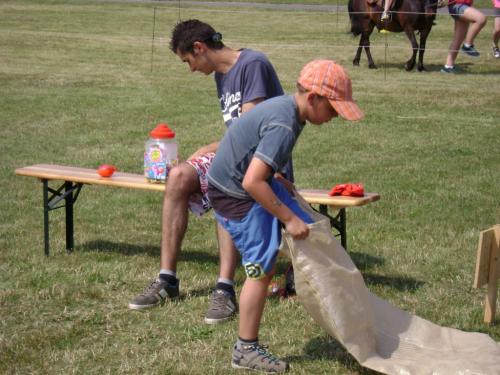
left=214, top=179, right=313, bottom=279
left=448, top=3, right=469, bottom=20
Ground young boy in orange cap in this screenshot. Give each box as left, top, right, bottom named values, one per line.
left=207, top=59, right=364, bottom=373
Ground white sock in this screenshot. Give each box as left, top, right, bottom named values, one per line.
left=160, top=269, right=176, bottom=277
left=217, top=277, right=234, bottom=286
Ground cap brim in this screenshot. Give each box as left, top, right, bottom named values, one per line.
left=329, top=99, right=364, bottom=121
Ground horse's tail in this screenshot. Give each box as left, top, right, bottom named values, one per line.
left=348, top=0, right=364, bottom=36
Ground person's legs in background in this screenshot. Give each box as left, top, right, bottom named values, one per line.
left=442, top=17, right=469, bottom=72
left=492, top=10, right=500, bottom=58
left=460, top=6, right=487, bottom=56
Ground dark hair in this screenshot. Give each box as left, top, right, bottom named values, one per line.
left=170, top=19, right=224, bottom=54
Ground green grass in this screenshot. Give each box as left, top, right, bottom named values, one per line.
left=1, top=0, right=499, bottom=374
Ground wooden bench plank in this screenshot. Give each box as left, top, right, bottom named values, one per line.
left=298, top=189, right=380, bottom=208
left=15, top=164, right=165, bottom=192
left=15, top=164, right=380, bottom=208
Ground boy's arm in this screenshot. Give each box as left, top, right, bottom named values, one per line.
left=242, top=158, right=309, bottom=240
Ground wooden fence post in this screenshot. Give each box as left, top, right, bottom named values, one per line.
left=473, top=225, right=500, bottom=324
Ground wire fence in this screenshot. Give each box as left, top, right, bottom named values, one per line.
left=148, top=1, right=499, bottom=77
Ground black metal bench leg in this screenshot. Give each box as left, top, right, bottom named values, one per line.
left=318, top=205, right=348, bottom=250
left=43, top=179, right=50, bottom=256
left=39, top=180, right=82, bottom=256
left=64, top=181, right=74, bottom=252
left=338, top=208, right=347, bottom=249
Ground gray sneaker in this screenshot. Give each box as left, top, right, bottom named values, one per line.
left=461, top=44, right=480, bottom=57
left=232, top=343, right=289, bottom=373
left=204, top=289, right=237, bottom=324
left=128, top=278, right=179, bottom=310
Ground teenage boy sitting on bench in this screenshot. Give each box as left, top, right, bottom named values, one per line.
left=207, top=60, right=364, bottom=373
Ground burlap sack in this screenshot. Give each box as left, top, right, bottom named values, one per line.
left=281, top=194, right=500, bottom=374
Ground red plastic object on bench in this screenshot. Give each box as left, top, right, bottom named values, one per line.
left=329, top=183, right=364, bottom=197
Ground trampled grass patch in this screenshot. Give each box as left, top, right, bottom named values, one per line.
left=1, top=0, right=499, bottom=374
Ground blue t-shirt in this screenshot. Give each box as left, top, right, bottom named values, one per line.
left=207, top=95, right=304, bottom=200
left=215, top=49, right=284, bottom=127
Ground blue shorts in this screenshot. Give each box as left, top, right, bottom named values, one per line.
left=448, top=3, right=469, bottom=20
left=214, top=180, right=313, bottom=279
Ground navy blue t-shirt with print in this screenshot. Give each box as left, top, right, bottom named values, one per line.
left=215, top=49, right=284, bottom=126
left=207, top=95, right=304, bottom=208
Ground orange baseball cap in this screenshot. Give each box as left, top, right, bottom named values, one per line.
left=298, top=60, right=364, bottom=121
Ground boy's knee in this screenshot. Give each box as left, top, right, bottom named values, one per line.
left=243, top=263, right=276, bottom=280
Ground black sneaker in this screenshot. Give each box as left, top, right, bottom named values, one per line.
left=232, top=343, right=289, bottom=373
left=440, top=66, right=457, bottom=74
left=461, top=44, right=480, bottom=57
left=204, top=289, right=237, bottom=324
left=128, top=278, right=179, bottom=310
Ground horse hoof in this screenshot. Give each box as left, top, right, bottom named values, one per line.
left=369, top=64, right=377, bottom=69
left=404, top=64, right=414, bottom=71
left=353, top=60, right=360, bottom=66
left=418, top=66, right=427, bottom=72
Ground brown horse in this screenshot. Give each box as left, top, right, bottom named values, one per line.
left=348, top=0, right=439, bottom=71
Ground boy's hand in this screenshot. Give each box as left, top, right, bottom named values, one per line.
left=284, top=216, right=310, bottom=240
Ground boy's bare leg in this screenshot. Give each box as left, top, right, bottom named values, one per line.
left=128, top=163, right=200, bottom=310
left=238, top=273, right=274, bottom=340
left=231, top=268, right=289, bottom=373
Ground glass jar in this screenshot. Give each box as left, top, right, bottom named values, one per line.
left=144, top=123, right=178, bottom=183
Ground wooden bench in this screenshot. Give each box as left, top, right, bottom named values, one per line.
left=15, top=164, right=380, bottom=255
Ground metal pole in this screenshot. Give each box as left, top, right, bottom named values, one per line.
left=336, top=0, right=339, bottom=30
left=150, top=7, right=156, bottom=73
left=384, top=32, right=388, bottom=81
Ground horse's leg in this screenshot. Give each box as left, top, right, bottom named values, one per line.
left=403, top=28, right=418, bottom=71
left=364, top=23, right=377, bottom=69
left=417, top=27, right=431, bottom=72
left=353, top=34, right=363, bottom=66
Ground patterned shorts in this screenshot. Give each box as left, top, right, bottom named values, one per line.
left=186, top=152, right=216, bottom=216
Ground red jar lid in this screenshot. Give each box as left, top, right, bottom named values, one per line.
left=150, top=123, right=175, bottom=139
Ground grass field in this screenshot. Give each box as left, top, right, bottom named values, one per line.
left=1, top=0, right=499, bottom=374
